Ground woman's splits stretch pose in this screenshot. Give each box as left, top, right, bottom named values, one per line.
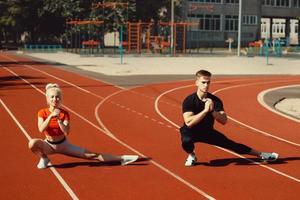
left=28, top=83, right=138, bottom=169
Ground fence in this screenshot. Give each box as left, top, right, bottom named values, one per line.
left=24, top=44, right=63, bottom=52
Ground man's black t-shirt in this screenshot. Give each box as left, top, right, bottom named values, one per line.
left=181, top=92, right=224, bottom=133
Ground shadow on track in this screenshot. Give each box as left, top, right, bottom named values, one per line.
left=50, top=157, right=151, bottom=169
left=193, top=157, right=300, bottom=167
left=0, top=60, right=65, bottom=66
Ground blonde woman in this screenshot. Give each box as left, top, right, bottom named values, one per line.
left=28, top=83, right=138, bottom=169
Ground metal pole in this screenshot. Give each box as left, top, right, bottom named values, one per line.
left=120, top=25, right=124, bottom=64
left=170, top=0, right=174, bottom=54
left=265, top=39, right=269, bottom=65
left=237, top=0, right=242, bottom=56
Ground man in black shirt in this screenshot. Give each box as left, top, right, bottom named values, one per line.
left=180, top=70, right=279, bottom=166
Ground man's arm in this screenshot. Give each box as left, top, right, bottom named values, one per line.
left=183, top=110, right=209, bottom=128
left=183, top=99, right=213, bottom=128
left=212, top=110, right=227, bottom=125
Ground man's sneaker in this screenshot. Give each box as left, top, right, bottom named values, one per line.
left=185, top=153, right=197, bottom=166
left=121, top=155, right=139, bottom=166
left=37, top=157, right=50, bottom=169
left=260, top=152, right=279, bottom=162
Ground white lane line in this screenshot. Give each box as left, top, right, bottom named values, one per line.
left=131, top=78, right=274, bottom=109
left=154, top=79, right=300, bottom=183
left=0, top=53, right=106, bottom=99
left=257, top=84, right=300, bottom=123
left=155, top=79, right=300, bottom=148
left=8, top=54, right=300, bottom=194
left=213, top=80, right=300, bottom=148
left=2, top=66, right=107, bottom=133
left=227, top=117, right=300, bottom=147
left=25, top=64, right=105, bottom=99
left=3, top=61, right=216, bottom=199
left=94, top=90, right=216, bottom=200
left=0, top=99, right=79, bottom=200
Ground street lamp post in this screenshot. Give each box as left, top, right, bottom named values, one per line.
left=237, top=0, right=242, bottom=56
left=171, top=0, right=174, bottom=54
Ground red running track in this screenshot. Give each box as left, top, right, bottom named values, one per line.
left=1, top=52, right=300, bottom=200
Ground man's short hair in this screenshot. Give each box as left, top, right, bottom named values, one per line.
left=195, top=70, right=212, bottom=78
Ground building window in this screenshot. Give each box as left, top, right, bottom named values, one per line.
left=262, top=0, right=290, bottom=7
left=243, top=15, right=257, bottom=25
left=188, top=0, right=221, bottom=3
left=261, top=22, right=267, bottom=33
left=224, top=0, right=239, bottom=3
left=225, top=15, right=238, bottom=31
left=272, top=21, right=285, bottom=36
left=261, top=18, right=271, bottom=38
left=188, top=14, right=221, bottom=30
left=294, top=0, right=300, bottom=7
left=199, top=14, right=221, bottom=30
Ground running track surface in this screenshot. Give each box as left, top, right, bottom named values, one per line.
left=1, top=52, right=300, bottom=200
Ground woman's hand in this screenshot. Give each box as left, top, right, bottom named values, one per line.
left=51, top=108, right=60, bottom=118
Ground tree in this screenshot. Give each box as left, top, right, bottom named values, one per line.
left=35, top=0, right=86, bottom=43
left=90, top=0, right=136, bottom=33
left=0, top=0, right=87, bottom=44
left=0, top=0, right=183, bottom=46
left=0, top=0, right=33, bottom=45
left=136, top=0, right=183, bottom=23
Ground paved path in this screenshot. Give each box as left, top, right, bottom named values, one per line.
left=23, top=51, right=300, bottom=76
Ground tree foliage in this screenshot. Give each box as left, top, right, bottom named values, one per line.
left=0, top=0, right=182, bottom=45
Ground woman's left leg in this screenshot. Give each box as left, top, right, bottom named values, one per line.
left=57, top=140, right=138, bottom=165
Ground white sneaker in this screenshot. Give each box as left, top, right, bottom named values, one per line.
left=121, top=155, right=139, bottom=166
left=185, top=153, right=197, bottom=167
left=37, top=157, right=50, bottom=169
left=260, top=152, right=279, bottom=162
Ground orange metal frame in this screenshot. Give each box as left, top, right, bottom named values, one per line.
left=123, top=21, right=153, bottom=53
left=159, top=21, right=196, bottom=54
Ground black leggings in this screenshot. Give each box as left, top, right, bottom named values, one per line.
left=180, top=128, right=252, bottom=154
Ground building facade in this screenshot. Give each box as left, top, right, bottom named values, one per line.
left=183, top=0, right=300, bottom=47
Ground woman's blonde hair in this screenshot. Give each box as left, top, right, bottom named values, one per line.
left=45, top=83, right=60, bottom=91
